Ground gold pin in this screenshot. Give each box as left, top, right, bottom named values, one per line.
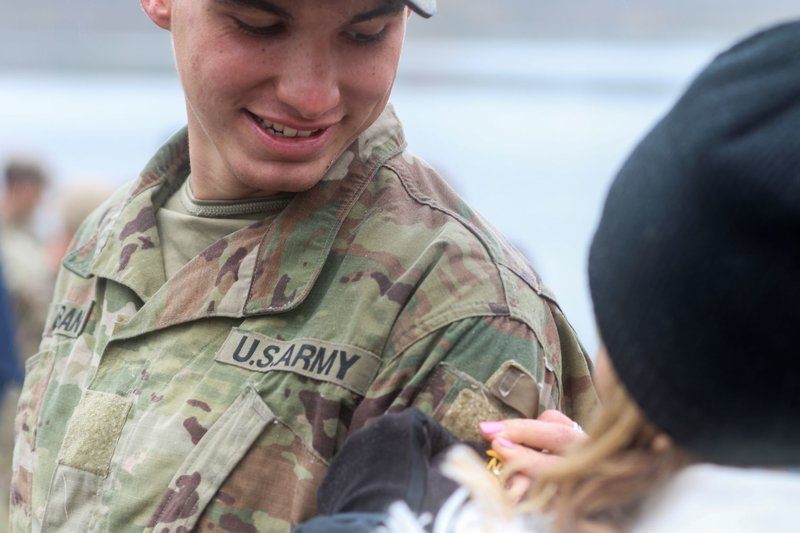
left=486, top=449, right=503, bottom=477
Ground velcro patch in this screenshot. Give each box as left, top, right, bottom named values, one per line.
left=58, top=389, right=132, bottom=476
left=215, top=328, right=381, bottom=396
left=50, top=300, right=94, bottom=338
left=440, top=388, right=506, bottom=443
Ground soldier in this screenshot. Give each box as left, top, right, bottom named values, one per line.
left=0, top=156, right=53, bottom=363
left=10, top=1, right=598, bottom=531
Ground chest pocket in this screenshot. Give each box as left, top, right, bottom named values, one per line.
left=145, top=385, right=275, bottom=532
left=140, top=329, right=380, bottom=531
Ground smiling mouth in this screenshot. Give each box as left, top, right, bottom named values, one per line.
left=251, top=113, right=323, bottom=139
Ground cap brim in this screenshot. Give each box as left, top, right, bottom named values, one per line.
left=404, top=0, right=436, bottom=18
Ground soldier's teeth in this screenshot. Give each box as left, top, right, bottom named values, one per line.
left=258, top=118, right=317, bottom=138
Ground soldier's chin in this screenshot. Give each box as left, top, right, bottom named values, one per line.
left=255, top=166, right=330, bottom=195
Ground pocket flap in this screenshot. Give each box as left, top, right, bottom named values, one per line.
left=147, top=386, right=275, bottom=532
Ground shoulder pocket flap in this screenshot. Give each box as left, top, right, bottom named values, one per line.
left=486, top=361, right=540, bottom=419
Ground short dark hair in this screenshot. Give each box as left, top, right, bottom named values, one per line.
left=4, top=157, right=48, bottom=187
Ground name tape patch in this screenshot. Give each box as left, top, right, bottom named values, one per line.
left=51, top=301, right=94, bottom=338
left=215, top=328, right=381, bottom=396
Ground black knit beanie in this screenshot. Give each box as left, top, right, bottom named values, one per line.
left=589, top=20, right=800, bottom=466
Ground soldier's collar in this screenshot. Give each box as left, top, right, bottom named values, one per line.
left=63, top=106, right=407, bottom=319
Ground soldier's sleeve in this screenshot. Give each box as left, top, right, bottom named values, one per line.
left=349, top=308, right=598, bottom=442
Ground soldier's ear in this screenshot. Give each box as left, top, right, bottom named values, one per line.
left=140, top=0, right=173, bottom=30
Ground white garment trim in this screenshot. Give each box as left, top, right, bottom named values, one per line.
left=632, top=463, right=800, bottom=533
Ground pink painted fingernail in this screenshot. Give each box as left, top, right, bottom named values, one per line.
left=480, top=421, right=504, bottom=435
left=496, top=437, right=515, bottom=449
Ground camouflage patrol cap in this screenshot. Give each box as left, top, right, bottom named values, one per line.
left=403, top=0, right=435, bottom=17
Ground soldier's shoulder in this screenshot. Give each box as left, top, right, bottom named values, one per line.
left=365, top=151, right=559, bottom=324
left=378, top=150, right=551, bottom=292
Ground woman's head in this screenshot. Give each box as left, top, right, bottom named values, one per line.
left=588, top=20, right=800, bottom=467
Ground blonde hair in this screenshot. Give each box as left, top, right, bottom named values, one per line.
left=523, top=369, right=694, bottom=533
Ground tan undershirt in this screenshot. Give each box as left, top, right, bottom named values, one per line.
left=157, top=177, right=293, bottom=279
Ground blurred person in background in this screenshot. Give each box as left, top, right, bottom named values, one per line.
left=0, top=265, right=23, bottom=531
left=9, top=1, right=597, bottom=531
left=0, top=156, right=54, bottom=361
left=0, top=158, right=53, bottom=531
left=296, top=20, right=800, bottom=533
left=1, top=156, right=51, bottom=533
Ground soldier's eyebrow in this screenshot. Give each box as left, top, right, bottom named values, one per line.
left=349, top=1, right=405, bottom=24
left=213, top=0, right=404, bottom=24
left=214, top=0, right=293, bottom=20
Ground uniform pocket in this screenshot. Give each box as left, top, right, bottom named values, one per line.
left=145, top=385, right=275, bottom=533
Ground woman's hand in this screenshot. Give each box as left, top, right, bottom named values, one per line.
left=479, top=410, right=587, bottom=501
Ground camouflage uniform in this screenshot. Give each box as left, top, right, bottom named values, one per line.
left=10, top=107, right=597, bottom=532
